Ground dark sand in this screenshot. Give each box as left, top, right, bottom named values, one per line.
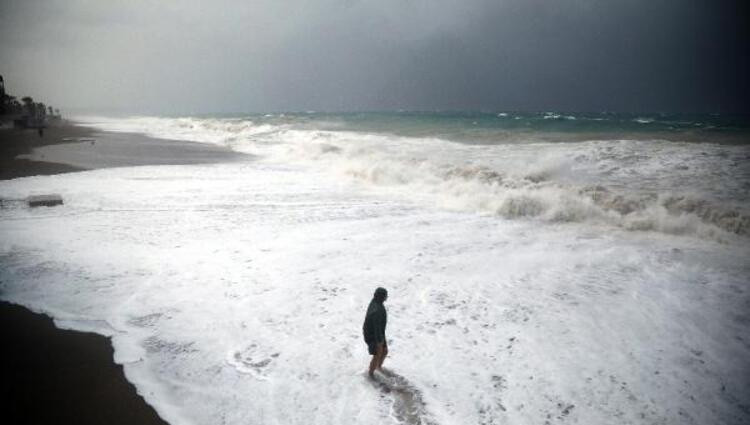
left=2, top=122, right=246, bottom=176
left=0, top=123, right=247, bottom=425
left=0, top=124, right=90, bottom=179
left=0, top=301, right=169, bottom=425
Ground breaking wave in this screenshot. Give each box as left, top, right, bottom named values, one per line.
left=339, top=157, right=749, bottom=239
left=75, top=115, right=750, bottom=240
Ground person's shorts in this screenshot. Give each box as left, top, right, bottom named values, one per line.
left=367, top=341, right=381, bottom=355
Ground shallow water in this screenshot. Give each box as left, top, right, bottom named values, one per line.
left=1, top=113, right=749, bottom=424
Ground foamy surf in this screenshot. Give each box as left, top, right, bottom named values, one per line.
left=1, top=113, right=748, bottom=424
left=75, top=115, right=750, bottom=240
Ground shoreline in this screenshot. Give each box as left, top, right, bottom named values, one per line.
left=0, top=301, right=169, bottom=425
left=1, top=121, right=246, bottom=178
left=0, top=122, right=245, bottom=425
left=0, top=123, right=90, bottom=180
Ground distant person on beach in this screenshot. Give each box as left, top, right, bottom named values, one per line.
left=363, top=287, right=388, bottom=378
left=38, top=127, right=43, bottom=137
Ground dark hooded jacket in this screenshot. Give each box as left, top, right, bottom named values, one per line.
left=362, top=298, right=387, bottom=344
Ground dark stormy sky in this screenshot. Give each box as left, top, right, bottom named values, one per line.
left=1, top=0, right=748, bottom=114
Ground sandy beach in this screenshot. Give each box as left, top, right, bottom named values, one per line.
left=2, top=122, right=246, bottom=176
left=0, top=301, right=170, bottom=425
left=0, top=124, right=89, bottom=179
left=0, top=123, right=246, bottom=425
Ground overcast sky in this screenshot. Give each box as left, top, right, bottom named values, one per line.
left=1, top=0, right=747, bottom=114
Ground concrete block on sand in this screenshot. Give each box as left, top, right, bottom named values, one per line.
left=27, top=194, right=63, bottom=207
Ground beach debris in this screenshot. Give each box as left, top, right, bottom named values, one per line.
left=27, top=194, right=63, bottom=207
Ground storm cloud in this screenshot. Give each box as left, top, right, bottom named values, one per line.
left=1, top=0, right=747, bottom=114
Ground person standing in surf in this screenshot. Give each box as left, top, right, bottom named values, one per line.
left=363, top=287, right=388, bottom=378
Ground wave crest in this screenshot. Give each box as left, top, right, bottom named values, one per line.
left=75, top=115, right=749, bottom=240
left=338, top=154, right=749, bottom=239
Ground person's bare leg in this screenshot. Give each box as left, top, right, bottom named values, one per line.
left=369, top=343, right=384, bottom=378
left=368, top=354, right=378, bottom=377
left=377, top=342, right=388, bottom=370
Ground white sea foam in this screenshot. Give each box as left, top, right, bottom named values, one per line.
left=0, top=116, right=747, bottom=424
left=75, top=116, right=750, bottom=239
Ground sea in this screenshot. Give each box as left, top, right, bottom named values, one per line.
left=1, top=111, right=749, bottom=425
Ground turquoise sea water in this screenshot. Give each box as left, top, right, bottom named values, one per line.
left=194, top=111, right=750, bottom=144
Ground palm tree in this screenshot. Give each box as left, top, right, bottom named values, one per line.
left=38, top=102, right=46, bottom=122
left=21, top=96, right=33, bottom=114
left=21, top=97, right=34, bottom=126
left=2, top=95, right=17, bottom=114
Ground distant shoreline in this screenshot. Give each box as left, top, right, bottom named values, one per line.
left=1, top=120, right=247, bottom=179
left=0, top=121, right=250, bottom=425
left=0, top=122, right=247, bottom=425
left=0, top=124, right=173, bottom=424
left=0, top=122, right=91, bottom=180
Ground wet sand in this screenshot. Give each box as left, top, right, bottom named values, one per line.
left=17, top=129, right=246, bottom=169
left=372, top=369, right=436, bottom=425
left=2, top=122, right=246, bottom=176
left=0, top=301, right=169, bottom=425
left=0, top=122, right=247, bottom=424
left=0, top=124, right=90, bottom=179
